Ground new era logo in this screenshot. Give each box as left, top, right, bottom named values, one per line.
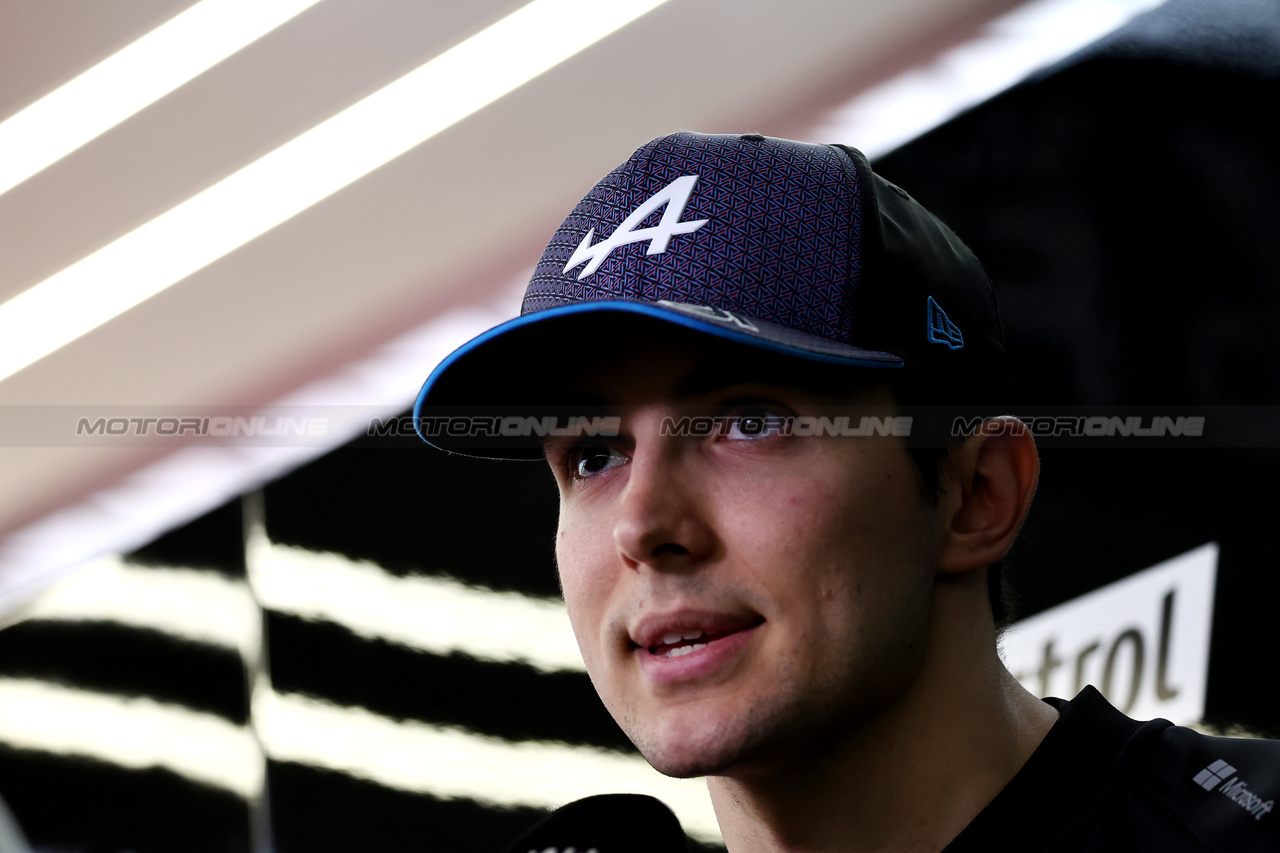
left=1194, top=759, right=1237, bottom=791
left=926, top=296, right=964, bottom=350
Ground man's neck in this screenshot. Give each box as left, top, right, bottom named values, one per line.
left=706, top=602, right=1059, bottom=853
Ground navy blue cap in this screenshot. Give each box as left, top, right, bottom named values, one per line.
left=415, top=132, right=1008, bottom=455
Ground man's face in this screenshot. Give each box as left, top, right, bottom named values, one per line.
left=543, top=332, right=946, bottom=779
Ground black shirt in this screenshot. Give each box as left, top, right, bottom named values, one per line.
left=945, top=686, right=1280, bottom=852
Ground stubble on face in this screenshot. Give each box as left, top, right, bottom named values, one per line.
left=613, top=521, right=936, bottom=781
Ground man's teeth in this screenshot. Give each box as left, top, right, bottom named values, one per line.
left=654, top=630, right=710, bottom=657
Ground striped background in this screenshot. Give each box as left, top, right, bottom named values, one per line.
left=0, top=418, right=727, bottom=852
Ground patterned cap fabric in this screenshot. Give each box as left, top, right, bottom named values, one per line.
left=415, top=132, right=1008, bottom=455
left=525, top=133, right=867, bottom=345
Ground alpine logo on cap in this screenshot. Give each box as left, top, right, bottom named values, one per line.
left=926, top=296, right=964, bottom=350
left=563, top=175, right=709, bottom=280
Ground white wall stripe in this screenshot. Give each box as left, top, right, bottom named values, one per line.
left=0, top=0, right=324, bottom=198
left=10, top=539, right=581, bottom=673
left=249, top=541, right=585, bottom=673
left=0, top=678, right=263, bottom=798
left=16, top=556, right=259, bottom=658
left=255, top=688, right=722, bottom=844
left=807, top=0, right=1168, bottom=157
left=0, top=280, right=525, bottom=614
left=0, top=0, right=673, bottom=384
left=0, top=678, right=722, bottom=844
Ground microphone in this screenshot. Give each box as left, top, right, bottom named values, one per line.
left=500, top=794, right=691, bottom=853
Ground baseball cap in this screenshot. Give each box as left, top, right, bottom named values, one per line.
left=414, top=132, right=1008, bottom=456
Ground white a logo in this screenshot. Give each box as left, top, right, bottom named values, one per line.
left=563, top=174, right=709, bottom=280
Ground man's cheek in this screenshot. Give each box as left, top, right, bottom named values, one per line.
left=557, top=549, right=612, bottom=667
left=558, top=511, right=618, bottom=585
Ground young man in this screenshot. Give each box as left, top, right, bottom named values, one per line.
left=414, top=133, right=1279, bottom=851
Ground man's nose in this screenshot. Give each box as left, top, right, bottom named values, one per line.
left=611, top=430, right=716, bottom=571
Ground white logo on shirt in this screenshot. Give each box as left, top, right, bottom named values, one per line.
left=1194, top=760, right=1274, bottom=821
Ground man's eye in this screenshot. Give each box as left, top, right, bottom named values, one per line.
left=574, top=445, right=626, bottom=479
left=723, top=411, right=786, bottom=441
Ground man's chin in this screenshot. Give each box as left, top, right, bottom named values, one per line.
left=628, top=712, right=772, bottom=779
left=638, top=740, right=739, bottom=779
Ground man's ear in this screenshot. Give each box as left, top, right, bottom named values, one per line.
left=937, top=416, right=1039, bottom=575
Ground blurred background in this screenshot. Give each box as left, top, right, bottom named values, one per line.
left=0, top=0, right=1277, bottom=850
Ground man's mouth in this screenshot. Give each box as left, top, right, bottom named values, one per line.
left=631, top=615, right=766, bottom=657
left=649, top=629, right=724, bottom=658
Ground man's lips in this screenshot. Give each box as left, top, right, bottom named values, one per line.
left=628, top=611, right=765, bottom=686
left=629, top=610, right=765, bottom=655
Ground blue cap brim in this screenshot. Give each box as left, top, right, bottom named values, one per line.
left=413, top=299, right=903, bottom=457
